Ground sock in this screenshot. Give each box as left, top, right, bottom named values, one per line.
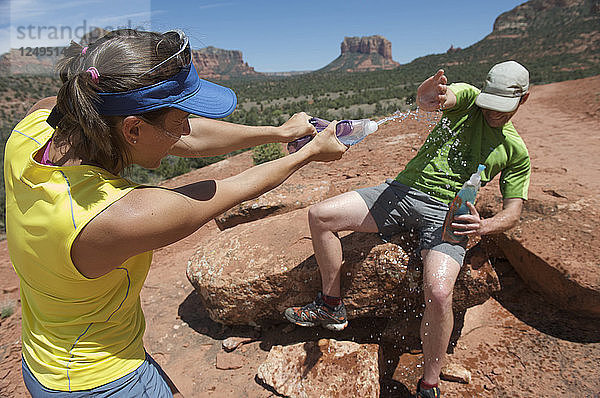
left=420, top=379, right=438, bottom=390
left=322, top=294, right=341, bottom=307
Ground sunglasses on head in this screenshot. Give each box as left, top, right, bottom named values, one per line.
left=140, top=29, right=191, bottom=77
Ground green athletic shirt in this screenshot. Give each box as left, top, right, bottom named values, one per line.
left=395, top=83, right=530, bottom=204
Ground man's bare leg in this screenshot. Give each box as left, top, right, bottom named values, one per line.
left=420, top=249, right=462, bottom=386
left=308, top=191, right=379, bottom=296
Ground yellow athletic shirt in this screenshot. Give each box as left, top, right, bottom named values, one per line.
left=4, top=109, right=152, bottom=391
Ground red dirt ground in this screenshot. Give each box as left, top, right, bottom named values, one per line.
left=1, top=75, right=599, bottom=397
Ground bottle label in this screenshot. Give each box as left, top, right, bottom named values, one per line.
left=287, top=117, right=373, bottom=153
left=287, top=117, right=329, bottom=153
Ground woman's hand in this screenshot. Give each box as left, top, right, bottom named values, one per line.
left=277, top=112, right=316, bottom=142
left=303, top=120, right=347, bottom=162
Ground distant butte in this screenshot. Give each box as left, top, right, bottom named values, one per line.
left=320, top=35, right=400, bottom=72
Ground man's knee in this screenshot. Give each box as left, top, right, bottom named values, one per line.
left=421, top=250, right=462, bottom=312
left=308, top=201, right=342, bottom=231
left=308, top=203, right=326, bottom=228
left=424, top=283, right=454, bottom=311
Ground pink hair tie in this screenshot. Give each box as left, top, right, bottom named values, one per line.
left=86, top=67, right=100, bottom=84
left=81, top=46, right=88, bottom=55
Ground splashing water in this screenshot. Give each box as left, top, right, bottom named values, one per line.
left=376, top=109, right=411, bottom=125
left=375, top=108, right=475, bottom=179
left=376, top=108, right=441, bottom=133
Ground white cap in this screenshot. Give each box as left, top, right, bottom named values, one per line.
left=475, top=61, right=529, bottom=113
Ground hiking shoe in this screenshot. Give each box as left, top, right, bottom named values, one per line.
left=284, top=292, right=348, bottom=331
left=416, top=378, right=441, bottom=398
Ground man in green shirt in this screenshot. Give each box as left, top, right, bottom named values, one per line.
left=284, top=61, right=531, bottom=397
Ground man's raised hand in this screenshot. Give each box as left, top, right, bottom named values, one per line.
left=416, top=69, right=448, bottom=112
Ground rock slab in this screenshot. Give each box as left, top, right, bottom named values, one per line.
left=257, top=339, right=380, bottom=398
left=478, top=191, right=600, bottom=318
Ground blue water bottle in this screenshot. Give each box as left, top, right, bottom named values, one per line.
left=442, top=164, right=486, bottom=243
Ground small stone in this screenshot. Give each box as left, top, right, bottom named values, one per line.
left=222, top=336, right=254, bottom=352
left=216, top=352, right=245, bottom=370
left=441, top=362, right=471, bottom=384
left=484, top=383, right=495, bottom=391
left=2, top=286, right=18, bottom=293
left=317, top=338, right=329, bottom=348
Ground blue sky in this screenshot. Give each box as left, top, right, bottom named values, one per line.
left=2, top=0, right=526, bottom=72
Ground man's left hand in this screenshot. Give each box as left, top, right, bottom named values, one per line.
left=451, top=202, right=488, bottom=237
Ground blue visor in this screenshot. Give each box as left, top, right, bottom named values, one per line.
left=97, top=62, right=237, bottom=118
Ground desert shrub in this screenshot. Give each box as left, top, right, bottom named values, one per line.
left=1, top=301, right=15, bottom=319
left=252, top=143, right=285, bottom=165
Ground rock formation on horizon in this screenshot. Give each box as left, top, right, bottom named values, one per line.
left=0, top=39, right=261, bottom=80
left=341, top=35, right=394, bottom=59
left=320, top=35, right=400, bottom=72
left=192, top=46, right=259, bottom=80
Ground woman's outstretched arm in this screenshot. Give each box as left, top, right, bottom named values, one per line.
left=169, top=112, right=316, bottom=157
left=71, top=121, right=346, bottom=278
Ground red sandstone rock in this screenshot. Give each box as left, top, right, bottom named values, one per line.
left=479, top=192, right=600, bottom=317
left=323, top=35, right=400, bottom=72
left=257, top=339, right=380, bottom=398
left=341, top=35, right=394, bottom=60
left=215, top=352, right=245, bottom=370
left=441, top=362, right=472, bottom=384
left=186, top=207, right=500, bottom=326
left=222, top=336, right=255, bottom=352
left=192, top=46, right=258, bottom=80
left=214, top=179, right=337, bottom=230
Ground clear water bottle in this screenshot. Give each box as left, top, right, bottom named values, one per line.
left=442, top=164, right=486, bottom=243
left=287, top=117, right=378, bottom=153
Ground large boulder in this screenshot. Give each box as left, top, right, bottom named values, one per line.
left=479, top=191, right=600, bottom=318
left=186, top=207, right=500, bottom=326
left=257, top=339, right=380, bottom=398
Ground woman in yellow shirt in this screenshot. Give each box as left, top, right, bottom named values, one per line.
left=4, top=29, right=346, bottom=397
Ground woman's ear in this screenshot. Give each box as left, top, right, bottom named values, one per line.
left=121, top=116, right=141, bottom=145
